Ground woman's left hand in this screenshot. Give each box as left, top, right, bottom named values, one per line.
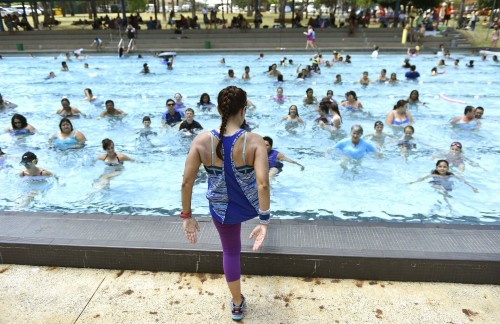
left=183, top=218, right=200, bottom=244
left=249, top=224, right=267, bottom=252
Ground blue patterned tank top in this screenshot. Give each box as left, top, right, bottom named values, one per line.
left=205, top=129, right=259, bottom=224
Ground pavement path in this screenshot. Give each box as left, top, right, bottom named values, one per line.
left=1, top=264, right=499, bottom=323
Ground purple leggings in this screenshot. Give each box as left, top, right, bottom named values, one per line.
left=213, top=218, right=242, bottom=282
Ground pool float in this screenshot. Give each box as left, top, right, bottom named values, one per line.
left=479, top=50, right=498, bottom=56
left=158, top=52, right=176, bottom=59
left=401, top=27, right=408, bottom=44
left=439, top=93, right=466, bottom=104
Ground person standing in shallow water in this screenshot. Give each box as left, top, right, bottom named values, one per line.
left=181, top=86, right=270, bottom=321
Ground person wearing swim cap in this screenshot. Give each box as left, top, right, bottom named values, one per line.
left=19, top=152, right=52, bottom=177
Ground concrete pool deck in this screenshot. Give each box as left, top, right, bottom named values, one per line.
left=0, top=212, right=499, bottom=322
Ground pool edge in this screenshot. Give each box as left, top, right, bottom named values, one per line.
left=1, top=211, right=499, bottom=284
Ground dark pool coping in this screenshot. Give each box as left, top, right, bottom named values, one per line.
left=1, top=211, right=499, bottom=284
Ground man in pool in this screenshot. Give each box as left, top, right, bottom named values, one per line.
left=98, top=100, right=126, bottom=119
left=474, top=106, right=484, bottom=119
left=263, top=136, right=304, bottom=177
left=405, top=65, right=420, bottom=80
left=161, top=99, right=182, bottom=127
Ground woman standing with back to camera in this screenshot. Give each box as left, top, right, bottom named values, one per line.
left=181, top=86, right=270, bottom=321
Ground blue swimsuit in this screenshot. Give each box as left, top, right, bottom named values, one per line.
left=205, top=129, right=259, bottom=224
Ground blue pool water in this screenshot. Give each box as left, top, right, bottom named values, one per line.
left=0, top=52, right=499, bottom=224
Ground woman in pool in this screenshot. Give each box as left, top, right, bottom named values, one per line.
left=95, top=138, right=133, bottom=188
left=19, top=151, right=52, bottom=177
left=325, top=89, right=337, bottom=104
left=364, top=120, right=395, bottom=147
left=0, top=93, right=17, bottom=110
left=6, top=114, right=36, bottom=136
left=388, top=73, right=398, bottom=84
left=268, top=63, right=281, bottom=77
left=56, top=98, right=84, bottom=118
left=83, top=88, right=98, bottom=102
left=330, top=125, right=377, bottom=160
left=409, top=160, right=478, bottom=192
left=377, top=69, right=389, bottom=82
left=263, top=135, right=304, bottom=177
left=450, top=106, right=480, bottom=129
left=48, top=118, right=87, bottom=150
left=281, top=105, right=304, bottom=131
left=385, top=100, right=414, bottom=127
left=340, top=91, right=363, bottom=112
left=407, top=89, right=422, bottom=105
left=181, top=86, right=270, bottom=321
left=303, top=88, right=318, bottom=106
left=431, top=67, right=445, bottom=76
left=197, top=93, right=215, bottom=111
left=437, top=59, right=446, bottom=67
left=97, top=138, right=132, bottom=165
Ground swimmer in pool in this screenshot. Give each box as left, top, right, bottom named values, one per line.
left=363, top=120, right=395, bottom=147
left=19, top=151, right=53, bottom=177
left=268, top=63, right=282, bottom=77
left=409, top=160, right=478, bottom=193
left=329, top=125, right=378, bottom=160
left=396, top=125, right=417, bottom=158
left=98, top=100, right=126, bottom=119
left=432, top=141, right=467, bottom=172
left=407, top=89, right=422, bottom=106
left=61, top=61, right=69, bottom=71
left=303, top=88, right=318, bottom=106
left=197, top=93, right=215, bottom=111
left=474, top=106, right=484, bottom=119
left=138, top=116, right=157, bottom=139
left=178, top=108, right=204, bottom=135
left=388, top=72, right=398, bottom=84
left=431, top=67, right=445, bottom=75
left=334, top=74, right=342, bottom=84
left=56, top=98, right=84, bottom=118
left=49, top=118, right=87, bottom=150
left=174, top=93, right=186, bottom=111
left=0, top=93, right=18, bottom=110
left=274, top=87, right=285, bottom=104
left=340, top=91, right=363, bottom=112
left=83, top=88, right=97, bottom=102
left=162, top=98, right=183, bottom=127
left=6, top=114, right=36, bottom=136
left=385, top=100, right=414, bottom=127
left=359, top=71, right=372, bottom=85
left=45, top=72, right=56, bottom=80
left=377, top=69, right=388, bottom=83
left=95, top=138, right=133, bottom=188
left=450, top=106, right=480, bottom=129
left=281, top=105, right=304, bottom=131
left=140, top=63, right=150, bottom=74
left=242, top=66, right=251, bottom=80
left=263, top=136, right=304, bottom=177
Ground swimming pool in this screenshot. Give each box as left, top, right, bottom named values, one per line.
left=0, top=52, right=498, bottom=224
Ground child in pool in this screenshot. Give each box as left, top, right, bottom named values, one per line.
left=409, top=160, right=478, bottom=192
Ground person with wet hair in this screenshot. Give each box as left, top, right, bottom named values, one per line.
left=181, top=86, right=270, bottom=321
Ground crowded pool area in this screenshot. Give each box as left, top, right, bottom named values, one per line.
left=0, top=52, right=498, bottom=224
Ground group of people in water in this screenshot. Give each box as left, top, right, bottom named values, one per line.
left=1, top=47, right=493, bottom=195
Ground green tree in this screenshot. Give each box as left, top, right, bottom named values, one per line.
left=127, top=0, right=148, bottom=13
